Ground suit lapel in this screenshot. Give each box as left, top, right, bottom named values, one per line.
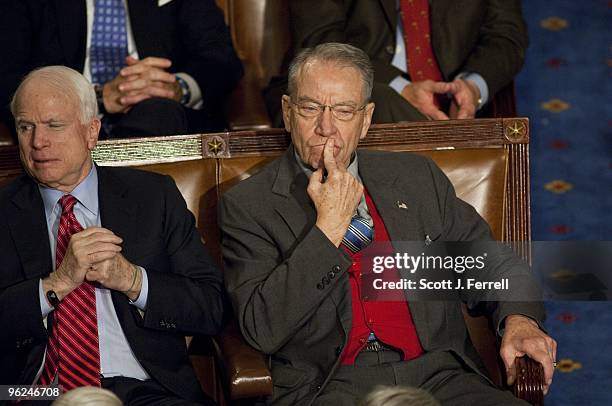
left=271, top=148, right=317, bottom=241
left=53, top=0, right=87, bottom=71
left=97, top=166, right=139, bottom=244
left=7, top=178, right=53, bottom=279
left=127, top=0, right=159, bottom=58
left=359, top=151, right=423, bottom=242
left=96, top=167, right=142, bottom=320
left=378, top=0, right=397, bottom=32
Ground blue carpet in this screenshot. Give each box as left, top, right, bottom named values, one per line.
left=515, top=1, right=612, bottom=404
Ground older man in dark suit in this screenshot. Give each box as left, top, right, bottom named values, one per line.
left=0, top=0, right=243, bottom=137
left=221, top=43, right=555, bottom=405
left=0, top=66, right=224, bottom=405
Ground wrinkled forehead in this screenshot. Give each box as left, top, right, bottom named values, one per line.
left=296, top=60, right=367, bottom=103
left=14, top=79, right=78, bottom=118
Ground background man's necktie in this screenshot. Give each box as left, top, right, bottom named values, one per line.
left=342, top=215, right=374, bottom=254
left=39, top=195, right=101, bottom=390
left=399, top=0, right=444, bottom=83
left=90, top=0, right=129, bottom=85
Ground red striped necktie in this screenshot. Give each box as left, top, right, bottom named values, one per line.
left=38, top=194, right=101, bottom=390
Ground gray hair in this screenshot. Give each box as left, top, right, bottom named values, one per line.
left=287, top=42, right=374, bottom=102
left=360, top=385, right=440, bottom=406
left=10, top=66, right=98, bottom=123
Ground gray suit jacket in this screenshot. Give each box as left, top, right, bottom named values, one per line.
left=220, top=148, right=543, bottom=405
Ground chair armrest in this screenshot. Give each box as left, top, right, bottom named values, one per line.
left=225, top=69, right=272, bottom=131
left=512, top=356, right=544, bottom=405
left=213, top=322, right=273, bottom=400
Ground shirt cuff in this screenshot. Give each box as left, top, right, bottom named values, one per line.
left=389, top=75, right=411, bottom=96
left=129, top=267, right=149, bottom=311
left=457, top=72, right=489, bottom=110
left=176, top=72, right=203, bottom=109
left=39, top=279, right=54, bottom=318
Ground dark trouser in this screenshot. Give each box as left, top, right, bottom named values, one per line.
left=102, top=376, right=215, bottom=406
left=102, top=98, right=226, bottom=139
left=314, top=350, right=528, bottom=406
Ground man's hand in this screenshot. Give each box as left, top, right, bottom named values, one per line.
left=400, top=80, right=452, bottom=120
left=307, top=139, right=363, bottom=247
left=500, top=314, right=557, bottom=394
left=448, top=78, right=480, bottom=119
left=42, top=227, right=123, bottom=300
left=86, top=253, right=143, bottom=301
left=102, top=56, right=179, bottom=114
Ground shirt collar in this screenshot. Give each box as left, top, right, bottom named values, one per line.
left=38, top=163, right=99, bottom=220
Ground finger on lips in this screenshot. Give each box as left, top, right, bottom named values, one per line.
left=322, top=139, right=337, bottom=172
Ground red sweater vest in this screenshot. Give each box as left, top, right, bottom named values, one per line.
left=339, top=189, right=424, bottom=364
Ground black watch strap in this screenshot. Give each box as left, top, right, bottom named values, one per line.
left=46, top=290, right=60, bottom=307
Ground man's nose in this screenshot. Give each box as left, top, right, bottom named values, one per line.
left=31, top=127, right=50, bottom=149
left=315, top=106, right=337, bottom=137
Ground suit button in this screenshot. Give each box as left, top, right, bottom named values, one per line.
left=316, top=385, right=322, bottom=390
left=332, top=265, right=341, bottom=272
left=335, top=346, right=343, bottom=356
left=316, top=283, right=325, bottom=290
left=385, top=44, right=395, bottom=54
left=322, top=276, right=330, bottom=285
left=327, top=271, right=335, bottom=279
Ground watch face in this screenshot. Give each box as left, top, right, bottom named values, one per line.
left=46, top=290, right=60, bottom=306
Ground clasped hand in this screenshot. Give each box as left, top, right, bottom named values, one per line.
left=307, top=140, right=363, bottom=247
left=401, top=78, right=480, bottom=120
left=103, top=56, right=181, bottom=114
left=44, top=227, right=140, bottom=300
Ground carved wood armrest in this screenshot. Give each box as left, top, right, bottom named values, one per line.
left=513, top=356, right=545, bottom=406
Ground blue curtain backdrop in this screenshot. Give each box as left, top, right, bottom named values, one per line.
left=515, top=1, right=611, bottom=404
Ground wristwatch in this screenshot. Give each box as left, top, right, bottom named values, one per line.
left=46, top=290, right=60, bottom=307
left=175, top=75, right=191, bottom=105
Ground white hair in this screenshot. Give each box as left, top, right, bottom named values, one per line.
left=10, top=65, right=98, bottom=123
left=52, top=386, right=122, bottom=406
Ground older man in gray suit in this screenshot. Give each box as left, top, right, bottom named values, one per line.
left=220, top=43, right=556, bottom=405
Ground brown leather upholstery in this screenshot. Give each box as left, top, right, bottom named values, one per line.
left=215, top=0, right=290, bottom=130
left=0, top=118, right=541, bottom=404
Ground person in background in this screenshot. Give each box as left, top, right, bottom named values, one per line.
left=0, top=0, right=243, bottom=138
left=265, top=0, right=527, bottom=125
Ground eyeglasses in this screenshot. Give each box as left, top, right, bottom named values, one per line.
left=290, top=100, right=366, bottom=121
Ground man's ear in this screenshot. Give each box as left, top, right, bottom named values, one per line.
left=281, top=95, right=292, bottom=132
left=87, top=118, right=101, bottom=151
left=360, top=102, right=375, bottom=140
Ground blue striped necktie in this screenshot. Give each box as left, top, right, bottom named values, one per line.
left=342, top=215, right=374, bottom=253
